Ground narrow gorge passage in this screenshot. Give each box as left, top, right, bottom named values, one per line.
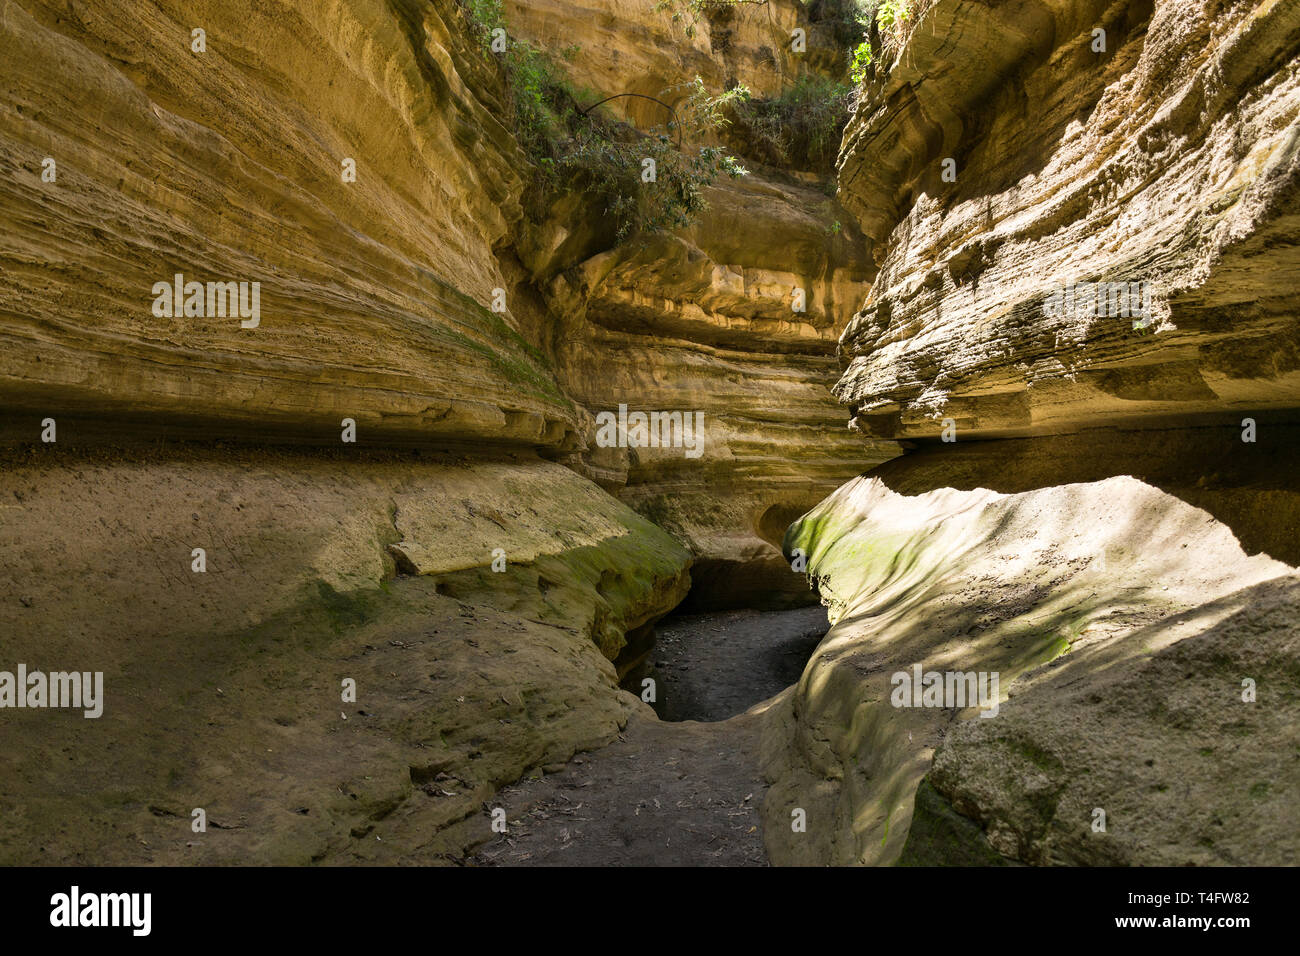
left=650, top=605, right=829, bottom=723
left=471, top=604, right=828, bottom=865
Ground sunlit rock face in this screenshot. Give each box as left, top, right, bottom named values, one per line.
left=504, top=0, right=841, bottom=125
left=0, top=0, right=575, bottom=449
left=0, top=0, right=901, bottom=604
left=539, top=173, right=895, bottom=607
left=834, top=0, right=1300, bottom=440
left=759, top=0, right=1300, bottom=867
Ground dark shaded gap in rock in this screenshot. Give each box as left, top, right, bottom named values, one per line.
left=623, top=604, right=829, bottom=723
left=673, top=557, right=823, bottom=613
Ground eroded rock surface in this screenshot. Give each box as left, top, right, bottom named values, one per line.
left=504, top=0, right=902, bottom=602
left=5, top=0, right=1298, bottom=869
left=0, top=0, right=575, bottom=448
left=0, top=0, right=883, bottom=865
left=909, top=573, right=1300, bottom=866
left=835, top=0, right=1300, bottom=439
left=758, top=0, right=1300, bottom=867
left=0, top=0, right=897, bottom=605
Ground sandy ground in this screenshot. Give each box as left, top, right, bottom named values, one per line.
left=469, top=606, right=829, bottom=866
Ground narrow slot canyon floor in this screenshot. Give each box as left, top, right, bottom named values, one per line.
left=652, top=605, right=831, bottom=723
left=468, top=605, right=829, bottom=866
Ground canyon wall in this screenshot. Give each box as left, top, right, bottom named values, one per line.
left=835, top=0, right=1300, bottom=440
left=0, top=0, right=576, bottom=449
left=7, top=0, right=1296, bottom=868
left=1, top=0, right=897, bottom=606
left=0, top=0, right=693, bottom=864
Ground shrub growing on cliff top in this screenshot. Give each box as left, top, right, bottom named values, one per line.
left=459, top=1, right=748, bottom=241
left=461, top=0, right=504, bottom=50
left=554, top=79, right=749, bottom=240
left=724, top=74, right=853, bottom=173
left=851, top=0, right=930, bottom=80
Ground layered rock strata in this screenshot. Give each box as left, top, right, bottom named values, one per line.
left=760, top=0, right=1300, bottom=867
left=835, top=0, right=1300, bottom=439
left=505, top=0, right=902, bottom=603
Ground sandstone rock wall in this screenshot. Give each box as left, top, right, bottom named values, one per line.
left=502, top=0, right=861, bottom=126
left=539, top=173, right=897, bottom=606
left=835, top=0, right=1300, bottom=439
left=503, top=0, right=903, bottom=602
left=764, top=0, right=1300, bottom=867
left=0, top=0, right=573, bottom=449
left=0, top=0, right=876, bottom=864
left=504, top=0, right=804, bottom=127
left=1, top=0, right=898, bottom=606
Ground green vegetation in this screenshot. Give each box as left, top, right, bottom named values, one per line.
left=725, top=74, right=853, bottom=172
left=459, top=2, right=748, bottom=242
left=824, top=0, right=927, bottom=83
left=650, top=0, right=906, bottom=83
left=865, top=1, right=927, bottom=70
left=555, top=78, right=749, bottom=240
left=849, top=41, right=873, bottom=83
left=461, top=0, right=504, bottom=52
left=456, top=0, right=935, bottom=214
left=643, top=2, right=929, bottom=176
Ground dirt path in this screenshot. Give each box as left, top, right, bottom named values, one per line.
left=652, top=605, right=829, bottom=722
left=469, top=605, right=828, bottom=866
